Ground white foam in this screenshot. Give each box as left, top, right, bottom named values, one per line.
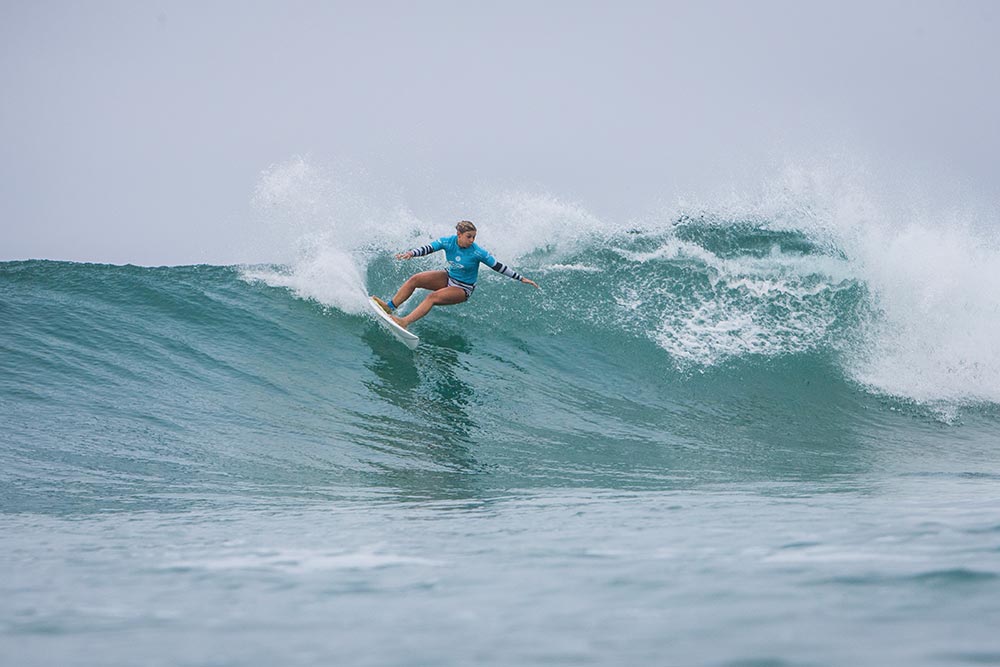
left=693, top=160, right=1000, bottom=405
left=538, top=263, right=603, bottom=273
left=846, top=221, right=1000, bottom=404
left=615, top=237, right=718, bottom=265
left=242, top=245, right=369, bottom=315
left=243, top=156, right=423, bottom=314
left=606, top=225, right=852, bottom=367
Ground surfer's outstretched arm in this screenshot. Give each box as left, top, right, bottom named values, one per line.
left=395, top=242, right=440, bottom=260
left=490, top=260, right=540, bottom=289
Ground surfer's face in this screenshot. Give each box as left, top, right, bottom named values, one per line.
left=457, top=230, right=477, bottom=248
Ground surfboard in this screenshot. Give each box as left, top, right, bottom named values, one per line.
left=367, top=296, right=419, bottom=350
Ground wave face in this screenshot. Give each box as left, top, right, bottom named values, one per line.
left=4, top=202, right=1000, bottom=512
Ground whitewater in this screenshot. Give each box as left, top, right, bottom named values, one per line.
left=3, top=161, right=1000, bottom=665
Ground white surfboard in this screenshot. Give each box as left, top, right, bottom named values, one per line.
left=367, top=296, right=419, bottom=350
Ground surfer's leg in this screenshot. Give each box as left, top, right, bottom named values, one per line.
left=390, top=271, right=449, bottom=309
left=394, top=287, right=467, bottom=328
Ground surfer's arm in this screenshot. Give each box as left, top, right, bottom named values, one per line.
left=396, top=238, right=445, bottom=260
left=489, top=260, right=540, bottom=289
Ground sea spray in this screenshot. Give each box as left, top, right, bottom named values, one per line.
left=701, top=161, right=1000, bottom=405
left=243, top=157, right=419, bottom=314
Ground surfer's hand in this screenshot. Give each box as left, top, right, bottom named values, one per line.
left=395, top=251, right=414, bottom=260
left=522, top=278, right=539, bottom=289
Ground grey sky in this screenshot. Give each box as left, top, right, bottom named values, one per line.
left=2, top=0, right=998, bottom=265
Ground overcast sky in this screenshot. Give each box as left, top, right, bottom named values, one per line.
left=2, top=0, right=999, bottom=265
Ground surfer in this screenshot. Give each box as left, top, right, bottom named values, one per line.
left=374, top=220, right=539, bottom=329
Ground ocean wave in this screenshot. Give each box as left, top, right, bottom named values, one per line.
left=3, top=245, right=998, bottom=514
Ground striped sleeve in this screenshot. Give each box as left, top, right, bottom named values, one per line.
left=408, top=244, right=436, bottom=257
left=489, top=259, right=523, bottom=281
left=407, top=237, right=446, bottom=257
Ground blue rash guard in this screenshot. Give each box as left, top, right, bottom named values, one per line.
left=407, top=235, right=523, bottom=285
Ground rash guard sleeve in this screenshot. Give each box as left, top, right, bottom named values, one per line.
left=475, top=246, right=524, bottom=281
left=488, top=259, right=524, bottom=281
left=407, top=237, right=447, bottom=257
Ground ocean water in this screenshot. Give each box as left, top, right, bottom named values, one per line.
left=3, top=193, right=1000, bottom=665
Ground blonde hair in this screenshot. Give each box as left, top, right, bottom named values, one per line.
left=456, top=220, right=477, bottom=234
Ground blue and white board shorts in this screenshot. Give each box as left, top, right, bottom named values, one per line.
left=447, top=275, right=476, bottom=299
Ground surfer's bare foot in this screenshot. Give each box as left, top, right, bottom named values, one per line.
left=390, top=314, right=408, bottom=329
left=373, top=296, right=392, bottom=314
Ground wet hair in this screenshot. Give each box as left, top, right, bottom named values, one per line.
left=456, top=220, right=477, bottom=234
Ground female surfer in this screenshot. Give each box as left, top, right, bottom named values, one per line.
left=373, top=220, right=539, bottom=329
